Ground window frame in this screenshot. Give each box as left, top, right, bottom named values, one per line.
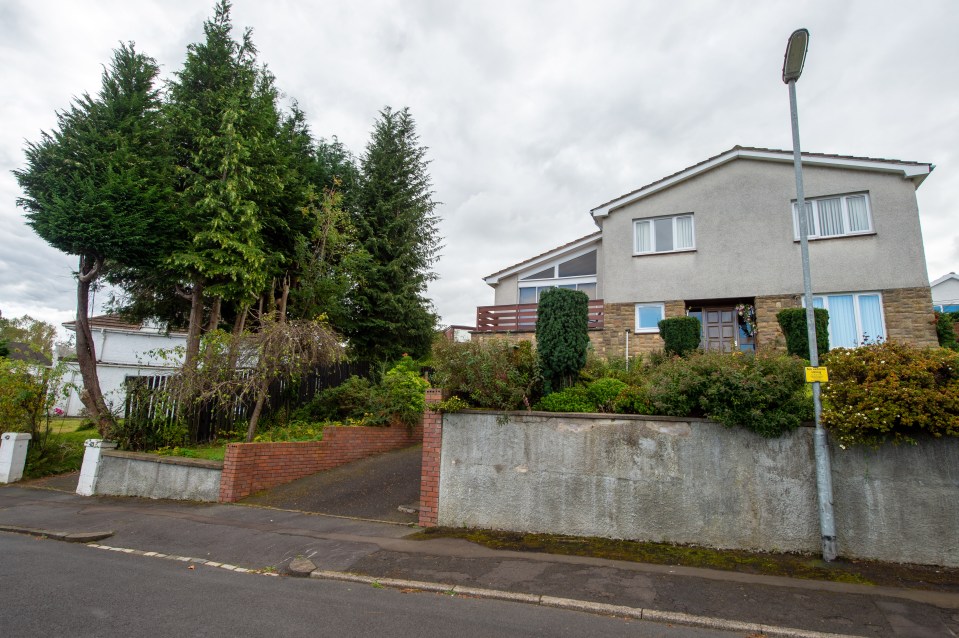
left=516, top=248, right=598, bottom=303
left=807, top=291, right=886, bottom=348
left=792, top=192, right=874, bottom=240
left=633, top=214, right=696, bottom=255
left=634, top=303, right=666, bottom=333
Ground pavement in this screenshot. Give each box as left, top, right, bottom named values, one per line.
left=3, top=471, right=959, bottom=637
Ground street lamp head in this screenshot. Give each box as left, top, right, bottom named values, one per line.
left=782, top=28, right=810, bottom=84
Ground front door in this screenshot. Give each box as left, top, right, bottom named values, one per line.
left=703, top=308, right=737, bottom=352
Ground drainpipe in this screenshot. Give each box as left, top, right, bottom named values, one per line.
left=625, top=329, right=630, bottom=370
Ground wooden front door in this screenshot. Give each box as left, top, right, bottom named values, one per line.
left=703, top=308, right=737, bottom=352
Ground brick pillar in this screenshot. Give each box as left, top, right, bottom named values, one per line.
left=219, top=443, right=255, bottom=503
left=418, top=388, right=444, bottom=527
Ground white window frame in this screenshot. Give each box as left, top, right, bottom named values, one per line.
left=633, top=214, right=695, bottom=255
left=518, top=278, right=597, bottom=304
left=806, top=291, right=886, bottom=348
left=792, top=192, right=873, bottom=240
left=634, top=303, right=665, bottom=333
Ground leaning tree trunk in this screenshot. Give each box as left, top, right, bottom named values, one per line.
left=74, top=254, right=115, bottom=436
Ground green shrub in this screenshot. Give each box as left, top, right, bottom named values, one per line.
left=644, top=355, right=703, bottom=417
left=643, top=351, right=811, bottom=436
left=579, top=351, right=644, bottom=385
left=776, top=307, right=829, bottom=359
left=613, top=385, right=652, bottom=414
left=586, top=378, right=628, bottom=412
left=111, top=415, right=190, bottom=451
left=658, top=316, right=701, bottom=357
left=934, top=311, right=958, bottom=350
left=535, top=386, right=595, bottom=413
left=821, top=342, right=959, bottom=446
left=694, top=352, right=811, bottom=437
left=536, top=288, right=590, bottom=393
left=375, top=358, right=429, bottom=427
left=432, top=338, right=539, bottom=410
left=254, top=420, right=326, bottom=442
left=294, top=375, right=373, bottom=422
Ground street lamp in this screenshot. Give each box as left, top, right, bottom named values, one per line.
left=783, top=28, right=837, bottom=562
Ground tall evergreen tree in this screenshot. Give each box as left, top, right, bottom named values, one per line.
left=165, top=0, right=284, bottom=366
left=15, top=43, right=173, bottom=433
left=348, top=107, right=440, bottom=363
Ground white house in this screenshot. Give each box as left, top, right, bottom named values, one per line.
left=931, top=272, right=959, bottom=313
left=57, top=315, right=186, bottom=417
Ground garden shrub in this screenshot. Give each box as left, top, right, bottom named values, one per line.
left=658, top=316, right=701, bottom=357
left=644, top=355, right=703, bottom=417
left=643, top=351, right=811, bottom=436
left=432, top=338, right=539, bottom=410
left=776, top=307, right=829, bottom=359
left=694, top=352, right=811, bottom=437
left=579, top=351, right=644, bottom=385
left=535, top=386, right=595, bottom=413
left=934, top=311, right=958, bottom=350
left=613, top=384, right=652, bottom=415
left=821, top=341, right=959, bottom=446
left=0, top=359, right=66, bottom=454
left=586, top=378, right=628, bottom=412
left=536, top=288, right=590, bottom=393
left=291, top=356, right=428, bottom=428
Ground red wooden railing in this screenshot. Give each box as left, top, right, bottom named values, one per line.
left=475, top=300, right=605, bottom=332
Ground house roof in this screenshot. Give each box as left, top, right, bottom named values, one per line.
left=931, top=272, right=959, bottom=287
left=589, top=146, right=935, bottom=220
left=5, top=341, right=52, bottom=366
left=483, top=231, right=602, bottom=286
left=62, top=314, right=188, bottom=336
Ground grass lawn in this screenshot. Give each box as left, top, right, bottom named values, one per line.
left=156, top=443, right=229, bottom=462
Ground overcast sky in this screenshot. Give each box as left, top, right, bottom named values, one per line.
left=2, top=0, right=957, bottom=336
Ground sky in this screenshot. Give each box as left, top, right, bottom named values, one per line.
left=1, top=0, right=957, bottom=337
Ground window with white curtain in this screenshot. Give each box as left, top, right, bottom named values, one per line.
left=634, top=215, right=695, bottom=254
left=810, top=292, right=885, bottom=349
left=792, top=193, right=873, bottom=239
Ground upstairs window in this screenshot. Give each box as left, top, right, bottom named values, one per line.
left=518, top=250, right=597, bottom=303
left=792, top=193, right=872, bottom=240
left=634, top=215, right=694, bottom=254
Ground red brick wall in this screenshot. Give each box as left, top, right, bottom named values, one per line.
left=418, top=388, right=444, bottom=527
left=218, top=422, right=424, bottom=502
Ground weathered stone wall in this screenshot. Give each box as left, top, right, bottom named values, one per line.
left=882, top=286, right=939, bottom=347
left=436, top=411, right=959, bottom=566
left=754, top=294, right=801, bottom=352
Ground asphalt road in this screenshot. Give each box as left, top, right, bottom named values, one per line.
left=0, top=533, right=740, bottom=638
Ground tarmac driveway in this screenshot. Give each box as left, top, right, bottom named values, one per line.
left=241, top=444, right=422, bottom=524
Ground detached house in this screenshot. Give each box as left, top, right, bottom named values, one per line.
left=57, top=315, right=186, bottom=417
left=476, top=146, right=939, bottom=356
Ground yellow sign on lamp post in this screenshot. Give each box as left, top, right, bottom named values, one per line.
left=805, top=367, right=829, bottom=383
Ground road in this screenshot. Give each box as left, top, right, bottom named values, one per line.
left=1, top=533, right=741, bottom=638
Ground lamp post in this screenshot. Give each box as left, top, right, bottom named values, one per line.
left=783, top=28, right=838, bottom=562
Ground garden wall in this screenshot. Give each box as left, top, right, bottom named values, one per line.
left=429, top=411, right=959, bottom=566
left=96, top=451, right=222, bottom=501
left=219, top=423, right=423, bottom=502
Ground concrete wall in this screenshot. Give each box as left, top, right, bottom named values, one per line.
left=599, top=160, right=930, bottom=303
left=95, top=451, right=222, bottom=501
left=436, top=411, right=959, bottom=566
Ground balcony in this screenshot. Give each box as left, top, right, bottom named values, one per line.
left=475, top=300, right=605, bottom=333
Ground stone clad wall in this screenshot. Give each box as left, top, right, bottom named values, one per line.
left=435, top=411, right=959, bottom=566
left=882, top=286, right=939, bottom=347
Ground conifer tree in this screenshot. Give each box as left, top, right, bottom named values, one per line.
left=348, top=107, right=440, bottom=363
left=15, top=43, right=172, bottom=433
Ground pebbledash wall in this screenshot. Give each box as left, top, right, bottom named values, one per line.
left=420, top=408, right=959, bottom=567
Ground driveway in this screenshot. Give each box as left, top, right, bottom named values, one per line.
left=241, top=444, right=422, bottom=523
